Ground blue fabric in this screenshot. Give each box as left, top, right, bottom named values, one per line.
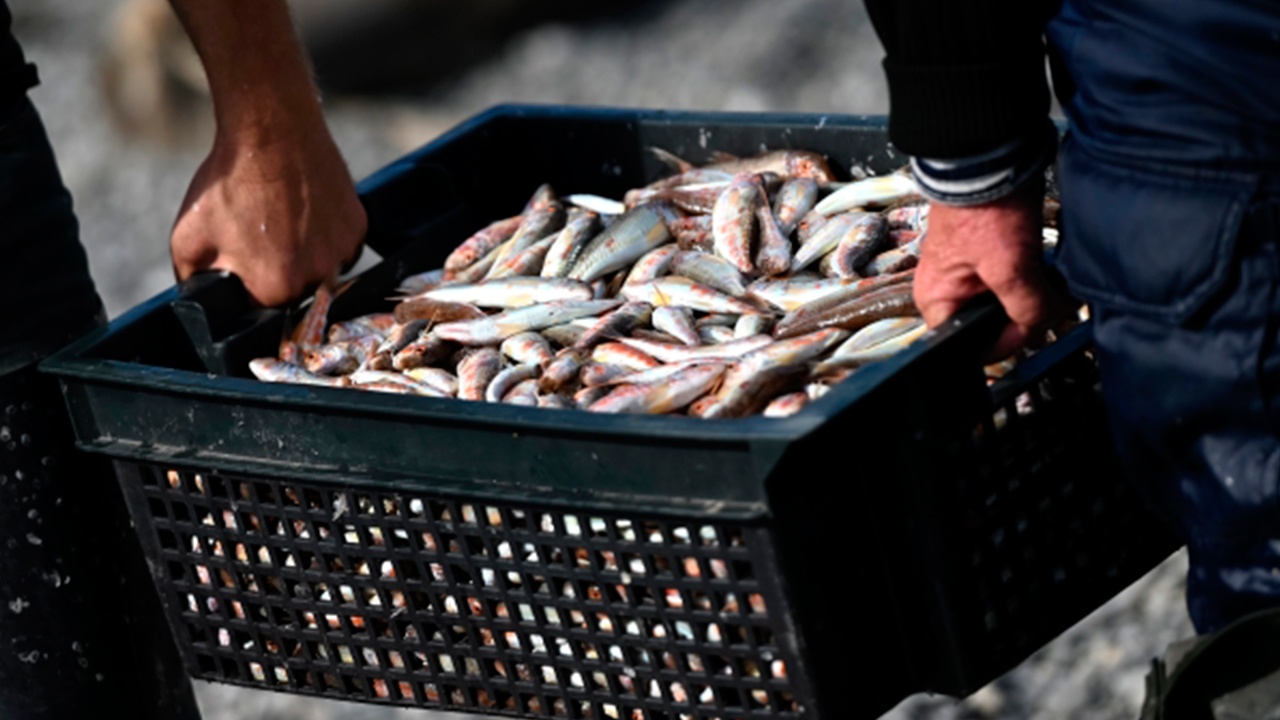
left=1048, top=0, right=1280, bottom=170
left=1049, top=1, right=1280, bottom=634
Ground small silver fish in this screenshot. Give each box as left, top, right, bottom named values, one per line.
left=698, top=325, right=737, bottom=345
left=755, top=202, right=793, bottom=278
left=574, top=302, right=653, bottom=351
left=623, top=245, right=680, bottom=287
left=502, top=379, right=541, bottom=406
left=711, top=175, right=759, bottom=274
left=813, top=173, right=920, bottom=215
left=501, top=332, right=555, bottom=365
left=772, top=178, right=820, bottom=237
left=349, top=370, right=446, bottom=396
left=490, top=201, right=564, bottom=269
left=421, top=277, right=594, bottom=309
left=669, top=251, right=749, bottom=298
left=598, top=360, right=726, bottom=388
left=829, top=214, right=889, bottom=278
left=702, top=329, right=849, bottom=417
left=540, top=320, right=594, bottom=348
left=793, top=211, right=874, bottom=272
left=566, top=194, right=626, bottom=215
left=568, top=204, right=676, bottom=283
left=885, top=203, right=929, bottom=231
left=652, top=306, right=699, bottom=347
left=541, top=210, right=600, bottom=279
left=327, top=314, right=396, bottom=343
left=748, top=271, right=914, bottom=313
left=573, top=384, right=611, bottom=409
left=813, top=319, right=928, bottom=373
left=392, top=334, right=453, bottom=371
left=523, top=183, right=558, bottom=213
left=249, top=358, right=348, bottom=388
left=397, top=268, right=447, bottom=296
left=539, top=350, right=585, bottom=394
left=303, top=336, right=379, bottom=375
left=862, top=237, right=922, bottom=276
left=538, top=393, right=575, bottom=410
left=377, top=319, right=431, bottom=356
left=617, top=334, right=773, bottom=363
left=457, top=348, right=503, bottom=401
left=487, top=235, right=557, bottom=279
left=763, top=391, right=809, bottom=418
left=404, top=367, right=460, bottom=396
left=443, top=216, right=522, bottom=276
left=450, top=244, right=502, bottom=284
left=435, top=300, right=622, bottom=345
left=485, top=364, right=539, bottom=403
left=591, top=342, right=662, bottom=371
left=734, top=314, right=773, bottom=339
left=621, top=277, right=760, bottom=315
left=580, top=363, right=635, bottom=388
left=587, top=364, right=726, bottom=414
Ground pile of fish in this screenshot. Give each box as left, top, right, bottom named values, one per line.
left=250, top=147, right=1049, bottom=418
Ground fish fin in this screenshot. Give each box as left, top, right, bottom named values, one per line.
left=288, top=282, right=335, bottom=346
left=709, top=150, right=741, bottom=163
left=649, top=147, right=695, bottom=174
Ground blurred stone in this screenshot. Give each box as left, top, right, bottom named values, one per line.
left=100, top=0, right=207, bottom=146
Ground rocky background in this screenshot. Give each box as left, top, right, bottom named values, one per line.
left=7, top=0, right=1192, bottom=717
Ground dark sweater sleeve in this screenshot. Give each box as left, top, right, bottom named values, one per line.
left=1, top=3, right=40, bottom=102
left=864, top=0, right=1051, bottom=159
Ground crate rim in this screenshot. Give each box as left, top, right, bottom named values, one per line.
left=40, top=276, right=980, bottom=444
left=39, top=103, right=1005, bottom=518
left=355, top=103, right=895, bottom=202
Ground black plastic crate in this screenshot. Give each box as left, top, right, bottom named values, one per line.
left=42, top=105, right=1179, bottom=719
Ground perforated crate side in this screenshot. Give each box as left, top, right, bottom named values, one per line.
left=953, top=335, right=1180, bottom=677
left=114, top=461, right=813, bottom=720
left=762, top=325, right=1181, bottom=716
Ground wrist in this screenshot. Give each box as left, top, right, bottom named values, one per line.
left=207, top=112, right=344, bottom=192
left=213, top=97, right=327, bottom=155
left=209, top=61, right=325, bottom=145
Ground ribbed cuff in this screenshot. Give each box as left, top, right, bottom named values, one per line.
left=911, top=120, right=1058, bottom=207
left=883, top=52, right=1049, bottom=159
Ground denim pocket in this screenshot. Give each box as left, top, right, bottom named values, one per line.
left=1055, top=140, right=1256, bottom=324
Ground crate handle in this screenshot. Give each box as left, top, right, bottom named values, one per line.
left=171, top=271, right=282, bottom=376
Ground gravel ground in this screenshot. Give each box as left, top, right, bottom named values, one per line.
left=8, top=1, right=1194, bottom=718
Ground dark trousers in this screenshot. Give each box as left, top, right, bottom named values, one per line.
left=1057, top=135, right=1280, bottom=634
left=0, top=94, right=199, bottom=719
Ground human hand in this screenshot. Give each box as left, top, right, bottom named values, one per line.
left=913, top=184, right=1065, bottom=359
left=170, top=120, right=366, bottom=307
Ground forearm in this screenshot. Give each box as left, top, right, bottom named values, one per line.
left=863, top=0, right=1051, bottom=159
left=168, top=0, right=324, bottom=143
left=166, top=0, right=365, bottom=306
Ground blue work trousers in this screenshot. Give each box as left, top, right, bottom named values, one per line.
left=1048, top=0, right=1280, bottom=635
left=1057, top=139, right=1280, bottom=635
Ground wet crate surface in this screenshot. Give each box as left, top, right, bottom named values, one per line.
left=43, top=106, right=1181, bottom=719
left=134, top=464, right=801, bottom=719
